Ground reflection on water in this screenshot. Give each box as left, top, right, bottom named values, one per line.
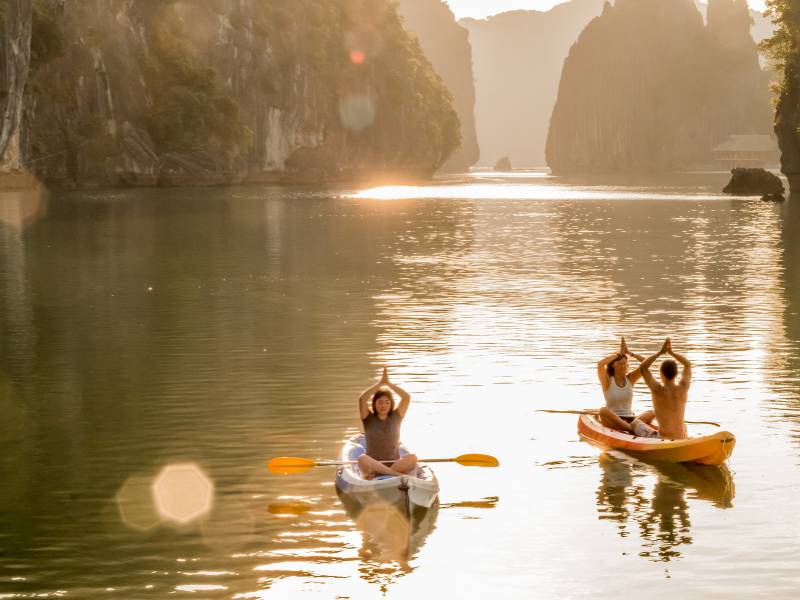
left=2, top=173, right=800, bottom=597
left=440, top=496, right=499, bottom=510
left=596, top=453, right=734, bottom=563
left=349, top=501, right=440, bottom=592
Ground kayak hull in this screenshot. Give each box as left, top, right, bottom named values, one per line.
left=578, top=414, right=735, bottom=466
left=334, top=435, right=440, bottom=517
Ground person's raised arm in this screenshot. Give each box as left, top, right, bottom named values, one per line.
left=385, top=373, right=411, bottom=418
left=358, top=367, right=387, bottom=420
left=669, top=346, right=692, bottom=388
left=622, top=336, right=647, bottom=383
left=597, top=353, right=621, bottom=389
left=639, top=338, right=669, bottom=391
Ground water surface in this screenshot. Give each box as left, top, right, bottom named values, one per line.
left=1, top=172, right=800, bottom=598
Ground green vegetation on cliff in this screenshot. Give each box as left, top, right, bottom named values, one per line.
left=30, top=0, right=64, bottom=73
left=138, top=3, right=249, bottom=157
left=762, top=0, right=800, bottom=192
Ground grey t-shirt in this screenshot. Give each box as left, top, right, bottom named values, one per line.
left=362, top=411, right=403, bottom=462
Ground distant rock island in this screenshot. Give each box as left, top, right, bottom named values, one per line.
left=1, top=0, right=461, bottom=188
left=494, top=157, right=512, bottom=171
left=723, top=168, right=784, bottom=197
left=546, top=0, right=773, bottom=174
left=398, top=0, right=479, bottom=172
left=461, top=0, right=773, bottom=170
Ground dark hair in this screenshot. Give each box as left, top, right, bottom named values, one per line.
left=372, top=388, right=395, bottom=415
left=661, top=359, right=678, bottom=381
left=606, top=354, right=626, bottom=376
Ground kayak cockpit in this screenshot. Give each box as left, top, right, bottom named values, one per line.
left=340, top=434, right=434, bottom=482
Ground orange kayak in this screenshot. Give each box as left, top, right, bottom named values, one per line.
left=578, top=414, right=735, bottom=466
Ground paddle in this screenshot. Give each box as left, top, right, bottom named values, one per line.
left=535, top=409, right=721, bottom=428
left=267, top=453, right=499, bottom=475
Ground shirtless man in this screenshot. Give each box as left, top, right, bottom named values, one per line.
left=633, top=338, right=691, bottom=440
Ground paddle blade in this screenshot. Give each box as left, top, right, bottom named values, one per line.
left=267, top=457, right=317, bottom=475
left=454, top=453, right=499, bottom=468
left=268, top=499, right=314, bottom=516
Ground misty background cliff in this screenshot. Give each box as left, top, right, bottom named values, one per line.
left=546, top=0, right=772, bottom=174
left=464, top=0, right=773, bottom=169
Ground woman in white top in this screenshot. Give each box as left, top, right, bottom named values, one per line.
left=597, top=337, right=655, bottom=434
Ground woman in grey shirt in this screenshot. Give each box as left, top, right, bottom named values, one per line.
left=357, top=367, right=417, bottom=480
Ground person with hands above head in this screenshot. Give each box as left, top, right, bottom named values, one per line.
left=356, top=367, right=417, bottom=480
left=634, top=338, right=692, bottom=440
left=597, top=337, right=656, bottom=434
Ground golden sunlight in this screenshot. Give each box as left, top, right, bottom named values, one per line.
left=350, top=184, right=729, bottom=201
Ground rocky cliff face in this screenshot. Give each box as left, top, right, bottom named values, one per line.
left=22, top=0, right=460, bottom=187
left=773, top=48, right=800, bottom=193
left=462, top=0, right=606, bottom=167
left=0, top=0, right=32, bottom=173
left=397, top=0, right=479, bottom=171
left=546, top=0, right=772, bottom=174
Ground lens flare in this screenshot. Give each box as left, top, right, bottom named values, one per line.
left=116, top=475, right=160, bottom=531
left=152, top=463, right=214, bottom=525
left=0, top=187, right=48, bottom=229
left=350, top=50, right=366, bottom=64
left=339, top=95, right=377, bottom=132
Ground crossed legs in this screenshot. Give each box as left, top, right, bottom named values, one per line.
left=357, top=453, right=418, bottom=480
left=598, top=407, right=656, bottom=434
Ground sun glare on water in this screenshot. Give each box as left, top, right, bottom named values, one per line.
left=350, top=183, right=730, bottom=201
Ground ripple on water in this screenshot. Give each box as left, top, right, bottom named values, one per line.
left=1, top=175, right=800, bottom=597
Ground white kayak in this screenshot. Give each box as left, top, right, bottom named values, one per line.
left=335, top=434, right=440, bottom=517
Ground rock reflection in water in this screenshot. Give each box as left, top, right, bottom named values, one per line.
left=596, top=453, right=735, bottom=562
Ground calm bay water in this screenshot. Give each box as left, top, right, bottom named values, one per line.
left=1, top=172, right=799, bottom=598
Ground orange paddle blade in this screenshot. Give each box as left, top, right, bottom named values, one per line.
left=267, top=457, right=317, bottom=475
left=453, top=453, right=499, bottom=468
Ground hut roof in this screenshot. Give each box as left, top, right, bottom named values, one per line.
left=712, top=135, right=778, bottom=153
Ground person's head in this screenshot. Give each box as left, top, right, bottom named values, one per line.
left=607, top=353, right=628, bottom=377
left=660, top=359, right=678, bottom=382
left=372, top=388, right=395, bottom=418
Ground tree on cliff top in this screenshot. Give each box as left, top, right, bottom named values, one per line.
left=761, top=0, right=800, bottom=192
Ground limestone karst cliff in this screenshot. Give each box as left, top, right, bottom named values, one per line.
left=764, top=1, right=800, bottom=193
left=462, top=0, right=774, bottom=169
left=0, top=0, right=32, bottom=173
left=17, top=0, right=461, bottom=187
left=462, top=0, right=606, bottom=168
left=546, top=0, right=772, bottom=174
left=397, top=0, right=479, bottom=171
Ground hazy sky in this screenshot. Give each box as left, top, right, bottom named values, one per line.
left=445, top=0, right=768, bottom=20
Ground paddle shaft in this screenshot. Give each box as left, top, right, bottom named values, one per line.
left=315, top=457, right=457, bottom=466
left=267, top=452, right=498, bottom=474
left=536, top=409, right=721, bottom=428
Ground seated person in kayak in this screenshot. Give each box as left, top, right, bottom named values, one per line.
left=636, top=338, right=691, bottom=440
left=357, top=367, right=418, bottom=480
left=597, top=337, right=656, bottom=433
